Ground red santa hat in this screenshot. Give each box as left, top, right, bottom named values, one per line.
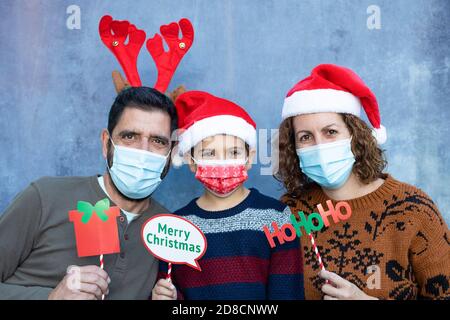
left=282, top=64, right=387, bottom=144
left=175, top=91, right=257, bottom=155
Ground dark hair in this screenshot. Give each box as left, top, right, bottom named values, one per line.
left=274, top=113, right=387, bottom=199
left=108, top=86, right=178, bottom=136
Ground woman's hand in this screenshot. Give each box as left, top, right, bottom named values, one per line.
left=152, top=279, right=177, bottom=300
left=319, top=270, right=378, bottom=300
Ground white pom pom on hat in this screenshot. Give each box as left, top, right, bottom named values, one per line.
left=372, top=125, right=387, bottom=145
left=282, top=64, right=387, bottom=144
left=170, top=150, right=185, bottom=168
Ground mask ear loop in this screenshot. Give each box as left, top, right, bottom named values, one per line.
left=105, top=131, right=116, bottom=172
left=162, top=148, right=172, bottom=160
left=107, top=131, right=118, bottom=149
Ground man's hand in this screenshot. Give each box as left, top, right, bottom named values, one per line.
left=48, top=265, right=111, bottom=300
left=152, top=279, right=177, bottom=300
left=319, top=270, right=378, bottom=300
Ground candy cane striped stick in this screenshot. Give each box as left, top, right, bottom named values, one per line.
left=100, top=254, right=105, bottom=300
left=308, top=233, right=330, bottom=284
left=166, top=262, right=172, bottom=283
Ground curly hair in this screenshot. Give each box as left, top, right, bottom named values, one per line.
left=274, top=113, right=387, bottom=199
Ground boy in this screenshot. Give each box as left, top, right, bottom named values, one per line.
left=152, top=91, right=304, bottom=300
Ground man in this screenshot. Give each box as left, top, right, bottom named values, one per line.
left=0, top=86, right=178, bottom=299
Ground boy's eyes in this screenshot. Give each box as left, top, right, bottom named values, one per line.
left=201, top=150, right=214, bottom=157
left=230, top=149, right=243, bottom=157
left=199, top=149, right=245, bottom=159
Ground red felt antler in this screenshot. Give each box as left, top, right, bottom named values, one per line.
left=99, top=15, right=146, bottom=87
left=146, top=18, right=194, bottom=93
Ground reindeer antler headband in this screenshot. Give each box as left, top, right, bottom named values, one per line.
left=99, top=15, right=194, bottom=93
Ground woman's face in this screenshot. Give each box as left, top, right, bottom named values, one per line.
left=292, top=112, right=351, bottom=149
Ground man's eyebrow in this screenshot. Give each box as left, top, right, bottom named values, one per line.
left=117, top=129, right=169, bottom=139
left=117, top=130, right=140, bottom=136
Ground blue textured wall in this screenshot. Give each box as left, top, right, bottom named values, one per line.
left=1, top=0, right=449, bottom=224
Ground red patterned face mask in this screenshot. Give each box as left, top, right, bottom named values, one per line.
left=194, top=159, right=248, bottom=196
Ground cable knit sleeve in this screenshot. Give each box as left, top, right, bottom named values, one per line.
left=408, top=189, right=450, bottom=300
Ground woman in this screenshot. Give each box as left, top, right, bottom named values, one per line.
left=275, top=64, right=449, bottom=300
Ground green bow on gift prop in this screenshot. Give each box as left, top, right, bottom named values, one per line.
left=77, top=198, right=110, bottom=224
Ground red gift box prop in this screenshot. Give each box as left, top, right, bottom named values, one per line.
left=69, top=198, right=121, bottom=257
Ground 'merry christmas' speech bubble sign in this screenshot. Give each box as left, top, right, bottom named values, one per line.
left=141, top=214, right=207, bottom=270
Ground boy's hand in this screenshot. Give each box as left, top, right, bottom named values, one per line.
left=152, top=279, right=177, bottom=300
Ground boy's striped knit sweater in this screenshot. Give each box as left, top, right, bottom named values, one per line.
left=157, top=188, right=304, bottom=300
left=282, top=174, right=450, bottom=300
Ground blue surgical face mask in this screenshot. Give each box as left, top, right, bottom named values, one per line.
left=107, top=136, right=169, bottom=199
left=296, top=138, right=355, bottom=190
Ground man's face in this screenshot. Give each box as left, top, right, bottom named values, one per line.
left=102, top=107, right=172, bottom=166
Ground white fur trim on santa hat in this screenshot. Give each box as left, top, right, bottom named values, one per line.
left=178, top=115, right=257, bottom=155
left=372, top=125, right=387, bottom=144
left=282, top=89, right=362, bottom=120
left=170, top=145, right=185, bottom=167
